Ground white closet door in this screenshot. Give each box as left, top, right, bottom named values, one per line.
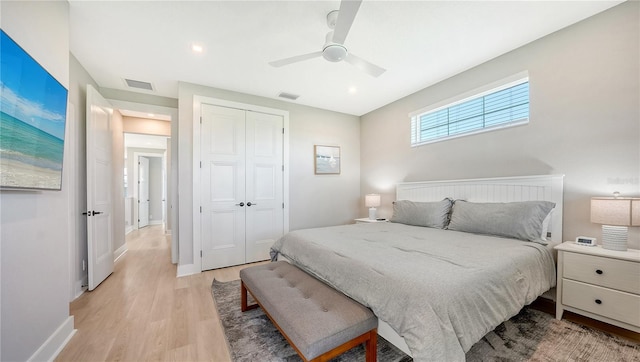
left=245, top=111, right=284, bottom=263
left=200, top=104, right=246, bottom=270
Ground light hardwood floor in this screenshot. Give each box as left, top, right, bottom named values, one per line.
left=56, top=225, right=267, bottom=361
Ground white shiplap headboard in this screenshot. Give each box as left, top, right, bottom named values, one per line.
left=396, top=175, right=565, bottom=243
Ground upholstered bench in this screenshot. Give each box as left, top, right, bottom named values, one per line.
left=240, top=261, right=378, bottom=362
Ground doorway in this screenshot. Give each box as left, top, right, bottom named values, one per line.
left=124, top=144, right=167, bottom=232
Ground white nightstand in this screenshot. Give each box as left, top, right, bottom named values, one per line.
left=354, top=218, right=388, bottom=224
left=555, top=241, right=640, bottom=333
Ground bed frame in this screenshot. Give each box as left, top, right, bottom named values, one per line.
left=379, top=174, right=565, bottom=356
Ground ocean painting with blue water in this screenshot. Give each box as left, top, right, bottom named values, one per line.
left=1, top=30, right=68, bottom=190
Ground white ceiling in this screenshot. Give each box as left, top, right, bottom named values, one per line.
left=69, top=1, right=622, bottom=116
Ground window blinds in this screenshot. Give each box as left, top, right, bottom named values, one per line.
left=411, top=80, right=529, bottom=146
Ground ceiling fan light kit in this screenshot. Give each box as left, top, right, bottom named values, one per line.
left=322, top=44, right=347, bottom=62
left=268, top=0, right=386, bottom=77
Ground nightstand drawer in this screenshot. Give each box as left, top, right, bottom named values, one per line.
left=562, top=279, right=640, bottom=327
left=563, top=252, right=640, bottom=294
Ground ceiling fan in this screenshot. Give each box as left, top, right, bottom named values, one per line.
left=268, top=0, right=386, bottom=78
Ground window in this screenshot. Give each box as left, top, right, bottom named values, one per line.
left=410, top=75, right=529, bottom=146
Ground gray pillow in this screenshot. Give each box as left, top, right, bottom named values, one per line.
left=448, top=200, right=555, bottom=242
left=390, top=199, right=453, bottom=229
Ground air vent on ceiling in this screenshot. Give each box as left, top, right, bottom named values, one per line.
left=278, top=92, right=300, bottom=101
left=124, top=78, right=154, bottom=91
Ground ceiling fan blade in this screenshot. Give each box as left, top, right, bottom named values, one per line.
left=331, top=0, right=362, bottom=45
left=345, top=53, right=386, bottom=77
left=269, top=51, right=323, bottom=67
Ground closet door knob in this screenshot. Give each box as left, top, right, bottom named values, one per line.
left=236, top=202, right=245, bottom=207
left=247, top=202, right=256, bottom=207
left=596, top=269, right=603, bottom=275
left=595, top=299, right=602, bottom=305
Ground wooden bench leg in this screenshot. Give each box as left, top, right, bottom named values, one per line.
left=365, top=329, right=377, bottom=362
left=310, top=328, right=378, bottom=362
left=241, top=280, right=258, bottom=312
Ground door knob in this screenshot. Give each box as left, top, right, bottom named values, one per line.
left=236, top=202, right=245, bottom=207
left=92, top=211, right=103, bottom=216
left=247, top=202, right=256, bottom=207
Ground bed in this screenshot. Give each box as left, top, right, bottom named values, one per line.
left=270, top=175, right=564, bottom=361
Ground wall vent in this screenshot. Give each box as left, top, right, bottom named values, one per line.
left=124, top=78, right=154, bottom=91
left=278, top=92, right=300, bottom=100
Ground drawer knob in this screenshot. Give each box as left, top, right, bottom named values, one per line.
left=595, top=299, right=602, bottom=305
left=595, top=269, right=603, bottom=275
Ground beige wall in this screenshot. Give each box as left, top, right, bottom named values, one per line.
left=123, top=116, right=171, bottom=136
left=0, top=1, right=72, bottom=360
left=177, top=82, right=361, bottom=267
left=360, top=3, right=640, bottom=248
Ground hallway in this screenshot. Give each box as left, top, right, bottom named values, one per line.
left=56, top=225, right=247, bottom=361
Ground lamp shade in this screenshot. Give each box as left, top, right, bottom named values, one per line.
left=365, top=194, right=381, bottom=208
left=633, top=199, right=640, bottom=226
left=590, top=197, right=640, bottom=226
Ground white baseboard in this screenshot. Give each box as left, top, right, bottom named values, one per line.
left=73, top=276, right=88, bottom=301
left=125, top=225, right=134, bottom=234
left=28, top=316, right=76, bottom=362
left=114, top=244, right=128, bottom=262
left=177, top=263, right=200, bottom=277
left=149, top=220, right=163, bottom=225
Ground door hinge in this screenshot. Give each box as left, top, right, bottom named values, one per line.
left=200, top=116, right=202, bottom=124
left=282, top=203, right=285, bottom=209
left=200, top=161, right=202, bottom=168
left=282, top=128, right=285, bottom=134
left=282, top=165, right=284, bottom=171
left=200, top=206, right=202, bottom=213
left=138, top=219, right=140, bottom=222
left=200, top=250, right=203, bottom=257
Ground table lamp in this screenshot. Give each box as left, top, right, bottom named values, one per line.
left=365, top=194, right=381, bottom=220
left=590, top=196, right=640, bottom=251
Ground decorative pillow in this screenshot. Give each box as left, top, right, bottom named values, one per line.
left=390, top=199, right=453, bottom=229
left=447, top=200, right=555, bottom=242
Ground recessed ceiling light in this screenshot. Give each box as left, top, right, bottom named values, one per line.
left=192, top=44, right=203, bottom=53
left=348, top=86, right=357, bottom=94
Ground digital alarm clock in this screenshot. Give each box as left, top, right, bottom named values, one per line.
left=575, top=236, right=597, bottom=246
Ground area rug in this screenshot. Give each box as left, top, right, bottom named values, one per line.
left=212, top=279, right=640, bottom=361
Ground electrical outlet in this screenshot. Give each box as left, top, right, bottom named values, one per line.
left=82, top=260, right=86, bottom=271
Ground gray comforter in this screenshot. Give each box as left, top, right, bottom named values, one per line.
left=270, top=222, right=556, bottom=362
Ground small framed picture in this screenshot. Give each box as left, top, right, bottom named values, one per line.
left=314, top=145, right=340, bottom=175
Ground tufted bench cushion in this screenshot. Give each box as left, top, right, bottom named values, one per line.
left=240, top=261, right=378, bottom=361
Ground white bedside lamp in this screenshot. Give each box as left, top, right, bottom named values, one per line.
left=365, top=194, right=381, bottom=220
left=590, top=195, right=640, bottom=251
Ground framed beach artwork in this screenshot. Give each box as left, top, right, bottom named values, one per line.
left=0, top=30, right=68, bottom=191
left=314, top=145, right=340, bottom=175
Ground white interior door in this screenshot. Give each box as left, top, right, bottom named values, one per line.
left=200, top=104, right=246, bottom=270
left=86, top=85, right=114, bottom=291
left=245, top=111, right=284, bottom=262
left=138, top=156, right=150, bottom=228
